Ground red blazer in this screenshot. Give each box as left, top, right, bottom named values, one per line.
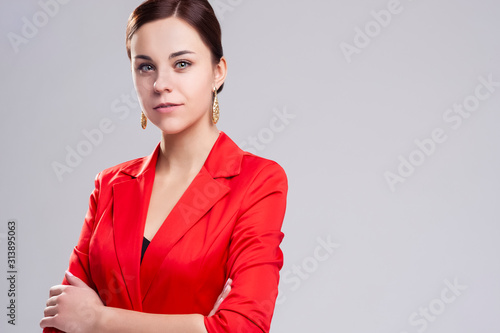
left=44, top=131, right=287, bottom=333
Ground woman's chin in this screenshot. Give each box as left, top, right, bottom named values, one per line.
left=150, top=115, right=211, bottom=136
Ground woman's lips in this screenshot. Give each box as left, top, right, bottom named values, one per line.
left=153, top=103, right=182, bottom=113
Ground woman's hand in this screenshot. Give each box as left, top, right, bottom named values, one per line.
left=40, top=271, right=105, bottom=333
left=40, top=273, right=229, bottom=332
left=208, top=278, right=232, bottom=317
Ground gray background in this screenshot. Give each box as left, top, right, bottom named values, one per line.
left=1, top=0, right=499, bottom=332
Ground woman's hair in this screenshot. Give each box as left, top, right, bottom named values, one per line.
left=126, top=0, right=224, bottom=93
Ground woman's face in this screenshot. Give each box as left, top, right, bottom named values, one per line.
left=130, top=17, right=225, bottom=134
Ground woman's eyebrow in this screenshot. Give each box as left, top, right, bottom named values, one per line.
left=134, top=54, right=153, bottom=61
left=134, top=50, right=195, bottom=61
left=169, top=50, right=195, bottom=59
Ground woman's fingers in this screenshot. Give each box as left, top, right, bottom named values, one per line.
left=208, top=299, right=222, bottom=317
left=220, top=282, right=231, bottom=299
left=49, top=284, right=64, bottom=297
left=43, top=304, right=58, bottom=317
left=222, top=278, right=232, bottom=297
left=40, top=278, right=104, bottom=332
left=39, top=316, right=56, bottom=329
left=65, top=270, right=88, bottom=288
left=208, top=278, right=233, bottom=317
left=46, top=295, right=58, bottom=307
left=223, top=278, right=232, bottom=290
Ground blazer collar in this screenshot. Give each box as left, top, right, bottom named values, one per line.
left=119, top=130, right=243, bottom=180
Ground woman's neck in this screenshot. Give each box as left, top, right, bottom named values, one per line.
left=157, top=123, right=220, bottom=177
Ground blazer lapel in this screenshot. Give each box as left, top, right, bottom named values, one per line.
left=112, top=145, right=159, bottom=311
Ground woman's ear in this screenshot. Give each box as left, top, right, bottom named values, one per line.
left=214, top=56, right=227, bottom=90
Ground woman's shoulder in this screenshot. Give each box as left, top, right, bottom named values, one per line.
left=205, top=131, right=287, bottom=182
left=93, top=150, right=156, bottom=186
left=215, top=131, right=287, bottom=180
left=239, top=150, right=287, bottom=179
left=230, top=149, right=288, bottom=196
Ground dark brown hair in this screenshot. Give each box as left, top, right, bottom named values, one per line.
left=126, top=0, right=224, bottom=92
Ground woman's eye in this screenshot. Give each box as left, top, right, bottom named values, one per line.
left=175, top=61, right=190, bottom=69
left=138, top=64, right=154, bottom=72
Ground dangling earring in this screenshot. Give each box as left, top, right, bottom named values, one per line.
left=212, top=86, right=220, bottom=124
left=141, top=111, right=147, bottom=129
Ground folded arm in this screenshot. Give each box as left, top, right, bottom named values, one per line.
left=41, top=271, right=232, bottom=333
left=41, top=161, right=287, bottom=333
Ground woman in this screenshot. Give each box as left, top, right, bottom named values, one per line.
left=40, top=0, right=287, bottom=332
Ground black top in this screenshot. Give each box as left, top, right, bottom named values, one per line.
left=141, top=237, right=150, bottom=263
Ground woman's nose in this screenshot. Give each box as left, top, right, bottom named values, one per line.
left=153, top=72, right=173, bottom=93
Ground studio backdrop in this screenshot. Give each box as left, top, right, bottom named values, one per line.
left=0, top=0, right=499, bottom=332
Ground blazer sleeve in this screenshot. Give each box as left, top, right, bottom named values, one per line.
left=204, top=162, right=288, bottom=333
left=43, top=173, right=101, bottom=333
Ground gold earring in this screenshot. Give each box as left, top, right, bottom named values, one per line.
left=141, top=111, right=147, bottom=129
left=212, top=86, right=220, bottom=124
